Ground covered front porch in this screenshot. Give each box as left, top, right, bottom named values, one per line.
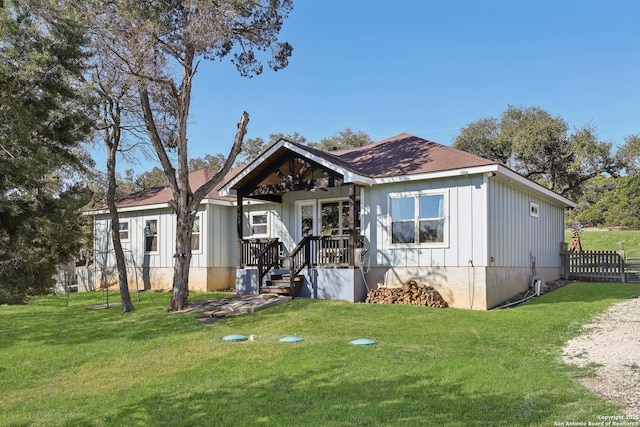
left=222, top=140, right=369, bottom=302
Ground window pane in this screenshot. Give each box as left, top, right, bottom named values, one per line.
left=146, top=236, right=157, bottom=252
left=341, top=204, right=349, bottom=234
left=145, top=220, right=157, bottom=252
left=419, top=195, right=444, bottom=219
left=392, top=221, right=415, bottom=243
left=391, top=197, right=414, bottom=221
left=118, top=222, right=129, bottom=240
left=301, top=206, right=313, bottom=236
left=252, top=225, right=267, bottom=235
left=252, top=214, right=267, bottom=225
left=419, top=219, right=444, bottom=243
left=191, top=217, right=200, bottom=251
left=191, top=235, right=200, bottom=251
left=321, top=202, right=339, bottom=235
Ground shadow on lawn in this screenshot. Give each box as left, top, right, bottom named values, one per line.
left=0, top=294, right=195, bottom=349
left=58, top=373, right=562, bottom=426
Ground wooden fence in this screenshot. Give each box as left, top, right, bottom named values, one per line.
left=562, top=250, right=625, bottom=282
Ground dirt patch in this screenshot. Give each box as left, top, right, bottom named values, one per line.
left=563, top=296, right=640, bottom=417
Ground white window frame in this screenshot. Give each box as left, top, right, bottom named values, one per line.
left=118, top=220, right=130, bottom=242
left=248, top=211, right=269, bottom=238
left=191, top=214, right=202, bottom=253
left=144, top=217, right=160, bottom=254
left=388, top=190, right=448, bottom=248
left=530, top=202, right=539, bottom=218
left=295, top=200, right=317, bottom=241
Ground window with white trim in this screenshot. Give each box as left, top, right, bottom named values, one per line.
left=118, top=220, right=129, bottom=241
left=390, top=192, right=446, bottom=245
left=530, top=202, right=539, bottom=218
left=191, top=215, right=201, bottom=251
left=144, top=219, right=158, bottom=253
left=249, top=212, right=269, bottom=237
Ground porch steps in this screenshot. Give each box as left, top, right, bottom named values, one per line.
left=262, top=274, right=303, bottom=296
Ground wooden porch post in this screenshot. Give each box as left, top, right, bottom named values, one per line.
left=236, top=193, right=243, bottom=268
left=348, top=183, right=356, bottom=267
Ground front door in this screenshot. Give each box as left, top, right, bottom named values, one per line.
left=296, top=201, right=316, bottom=242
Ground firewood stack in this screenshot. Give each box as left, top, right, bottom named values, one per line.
left=365, top=280, right=448, bottom=308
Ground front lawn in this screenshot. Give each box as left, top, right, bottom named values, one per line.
left=1, top=284, right=639, bottom=426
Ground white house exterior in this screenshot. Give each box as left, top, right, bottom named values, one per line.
left=88, top=133, right=575, bottom=310
left=222, top=133, right=576, bottom=309
left=86, top=169, right=238, bottom=292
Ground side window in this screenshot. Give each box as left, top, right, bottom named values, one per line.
left=390, top=192, right=447, bottom=245
left=530, top=202, right=539, bottom=218
left=191, top=216, right=201, bottom=251
left=250, top=212, right=268, bottom=237
left=144, top=219, right=158, bottom=253
left=118, top=221, right=130, bottom=241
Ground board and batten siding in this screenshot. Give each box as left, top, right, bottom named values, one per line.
left=94, top=207, right=176, bottom=270
left=364, top=174, right=488, bottom=269
left=205, top=203, right=236, bottom=267
left=487, top=178, right=565, bottom=268
left=93, top=204, right=238, bottom=271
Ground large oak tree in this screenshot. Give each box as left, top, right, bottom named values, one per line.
left=91, top=0, right=293, bottom=311
left=453, top=105, right=624, bottom=199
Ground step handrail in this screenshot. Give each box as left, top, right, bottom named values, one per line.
left=256, top=238, right=283, bottom=291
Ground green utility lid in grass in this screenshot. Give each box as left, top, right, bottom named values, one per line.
left=222, top=334, right=247, bottom=342
left=350, top=338, right=376, bottom=346
left=279, top=336, right=304, bottom=343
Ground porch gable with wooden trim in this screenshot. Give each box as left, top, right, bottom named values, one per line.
left=221, top=139, right=365, bottom=297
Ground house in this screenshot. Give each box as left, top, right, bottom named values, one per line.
left=85, top=169, right=238, bottom=293
left=220, top=133, right=576, bottom=309
left=88, top=133, right=575, bottom=310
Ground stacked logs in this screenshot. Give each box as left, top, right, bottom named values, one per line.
left=365, top=280, right=448, bottom=308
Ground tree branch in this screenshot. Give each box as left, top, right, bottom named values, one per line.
left=191, top=111, right=249, bottom=206
left=138, top=85, right=178, bottom=196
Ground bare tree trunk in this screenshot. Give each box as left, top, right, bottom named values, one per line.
left=106, top=126, right=134, bottom=313
left=168, top=210, right=194, bottom=311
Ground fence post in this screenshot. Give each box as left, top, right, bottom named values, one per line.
left=560, top=242, right=569, bottom=280
left=618, top=250, right=626, bottom=283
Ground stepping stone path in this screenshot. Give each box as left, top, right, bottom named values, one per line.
left=175, top=294, right=292, bottom=324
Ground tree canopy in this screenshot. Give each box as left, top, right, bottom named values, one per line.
left=0, top=1, right=93, bottom=303
left=453, top=105, right=625, bottom=199
left=309, top=128, right=373, bottom=152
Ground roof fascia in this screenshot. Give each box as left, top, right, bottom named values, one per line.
left=494, top=165, right=576, bottom=208
left=370, top=164, right=575, bottom=208
left=85, top=197, right=236, bottom=216
left=371, top=165, right=501, bottom=185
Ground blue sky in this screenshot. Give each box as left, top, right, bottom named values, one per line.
left=94, top=0, right=640, bottom=173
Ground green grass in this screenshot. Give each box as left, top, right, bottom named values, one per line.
left=2, top=284, right=640, bottom=426
left=566, top=229, right=640, bottom=253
